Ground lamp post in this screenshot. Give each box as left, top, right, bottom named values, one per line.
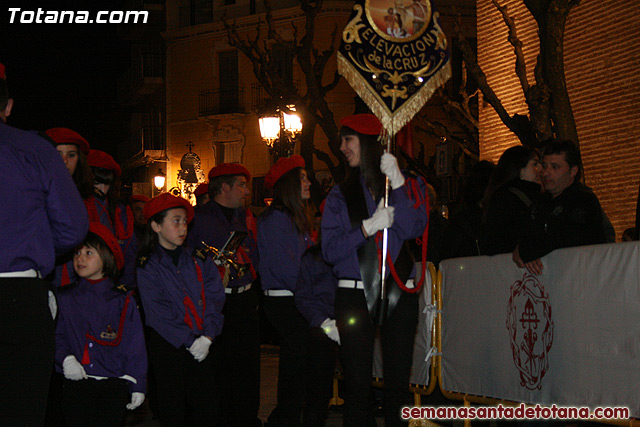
left=258, top=105, right=303, bottom=161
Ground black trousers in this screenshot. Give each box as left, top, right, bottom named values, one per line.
left=0, top=278, right=54, bottom=426
left=335, top=288, right=418, bottom=427
left=147, top=328, right=218, bottom=427
left=61, top=378, right=129, bottom=427
left=212, top=288, right=262, bottom=427
left=303, top=326, right=338, bottom=427
left=263, top=295, right=309, bottom=427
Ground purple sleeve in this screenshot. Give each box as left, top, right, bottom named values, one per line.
left=200, top=257, right=226, bottom=340
left=137, top=262, right=197, bottom=349
left=321, top=187, right=367, bottom=271
left=388, top=180, right=428, bottom=240
left=54, top=299, right=74, bottom=371
left=294, top=252, right=336, bottom=327
left=123, top=296, right=148, bottom=394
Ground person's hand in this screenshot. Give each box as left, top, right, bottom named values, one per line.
left=362, top=199, right=394, bottom=237
left=512, top=244, right=525, bottom=268
left=321, top=318, right=340, bottom=345
left=126, top=392, right=145, bottom=410
left=62, top=355, right=87, bottom=381
left=513, top=245, right=543, bottom=275
left=188, top=336, right=212, bottom=362
left=524, top=259, right=544, bottom=275
left=380, top=153, right=405, bottom=189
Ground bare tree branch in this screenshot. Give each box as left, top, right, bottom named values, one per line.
left=492, top=0, right=530, bottom=95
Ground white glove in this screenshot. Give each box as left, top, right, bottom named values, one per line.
left=362, top=199, right=395, bottom=237
left=62, top=355, right=87, bottom=381
left=321, top=318, right=341, bottom=345
left=126, top=392, right=145, bottom=410
left=380, top=153, right=405, bottom=189
left=188, top=336, right=212, bottom=362
left=48, top=290, right=57, bottom=319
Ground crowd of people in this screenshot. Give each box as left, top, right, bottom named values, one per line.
left=1, top=58, right=636, bottom=427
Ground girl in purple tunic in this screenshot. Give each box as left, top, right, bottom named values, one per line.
left=321, top=114, right=428, bottom=427
left=258, top=155, right=313, bottom=427
left=136, top=193, right=225, bottom=426
left=86, top=149, right=138, bottom=289
left=55, top=222, right=147, bottom=427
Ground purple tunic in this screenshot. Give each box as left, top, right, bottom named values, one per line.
left=137, top=245, right=225, bottom=348
left=186, top=201, right=258, bottom=289
left=258, top=209, right=311, bottom=292
left=294, top=247, right=337, bottom=327
left=321, top=176, right=427, bottom=279
left=54, top=278, right=147, bottom=393
left=0, top=122, right=88, bottom=275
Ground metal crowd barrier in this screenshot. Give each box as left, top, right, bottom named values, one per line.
left=332, top=243, right=640, bottom=427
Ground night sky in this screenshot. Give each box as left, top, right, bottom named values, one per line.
left=0, top=1, right=130, bottom=154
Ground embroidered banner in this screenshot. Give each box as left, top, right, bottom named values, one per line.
left=338, top=0, right=451, bottom=136
left=440, top=242, right=640, bottom=416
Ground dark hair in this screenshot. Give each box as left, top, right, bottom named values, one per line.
left=340, top=126, right=385, bottom=201
left=542, top=138, right=582, bottom=181
left=83, top=232, right=119, bottom=282
left=73, top=150, right=94, bottom=199
left=483, top=145, right=538, bottom=211
left=136, top=209, right=171, bottom=263
left=0, top=79, right=8, bottom=111
left=461, top=160, right=495, bottom=208
left=91, top=166, right=121, bottom=219
left=209, top=175, right=240, bottom=197
left=266, top=167, right=309, bottom=235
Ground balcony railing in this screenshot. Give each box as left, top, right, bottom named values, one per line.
left=199, top=88, right=245, bottom=116
left=179, top=1, right=213, bottom=28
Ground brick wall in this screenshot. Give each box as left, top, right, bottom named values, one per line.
left=477, top=0, right=640, bottom=239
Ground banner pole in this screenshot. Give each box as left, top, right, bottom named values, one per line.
left=378, top=133, right=392, bottom=326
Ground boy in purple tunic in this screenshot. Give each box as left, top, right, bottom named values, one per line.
left=55, top=222, right=147, bottom=426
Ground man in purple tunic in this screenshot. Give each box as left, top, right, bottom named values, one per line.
left=187, top=163, right=261, bottom=427
left=0, top=63, right=89, bottom=425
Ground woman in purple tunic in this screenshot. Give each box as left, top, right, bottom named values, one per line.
left=258, top=155, right=313, bottom=427
left=321, top=114, right=428, bottom=427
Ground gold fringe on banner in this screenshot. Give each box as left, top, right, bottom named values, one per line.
left=338, top=52, right=451, bottom=137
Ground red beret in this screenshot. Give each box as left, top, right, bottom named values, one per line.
left=340, top=114, right=382, bottom=136
left=88, top=222, right=124, bottom=271
left=0, top=63, right=5, bottom=80
left=129, top=195, right=150, bottom=204
left=45, top=127, right=90, bottom=155
left=264, top=155, right=305, bottom=189
left=144, top=192, right=194, bottom=223
left=194, top=182, right=209, bottom=197
left=87, top=149, right=122, bottom=177
left=208, top=163, right=251, bottom=181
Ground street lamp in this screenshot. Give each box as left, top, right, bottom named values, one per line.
left=153, top=168, right=166, bottom=193
left=258, top=105, right=303, bottom=160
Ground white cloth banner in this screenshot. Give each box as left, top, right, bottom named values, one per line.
left=440, top=242, right=640, bottom=416
left=373, top=263, right=436, bottom=386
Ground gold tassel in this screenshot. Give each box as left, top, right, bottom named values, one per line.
left=338, top=52, right=451, bottom=137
